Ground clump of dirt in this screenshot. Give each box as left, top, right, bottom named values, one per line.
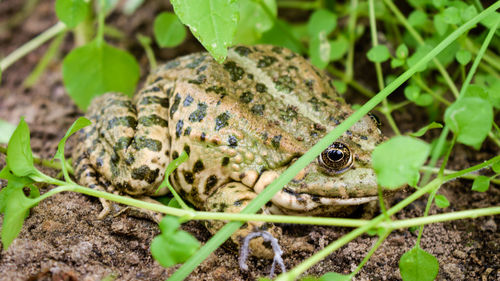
left=1, top=1, right=499, bottom=280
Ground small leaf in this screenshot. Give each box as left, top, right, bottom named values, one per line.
left=480, top=12, right=500, bottom=29
left=444, top=97, right=493, bottom=148
left=410, top=122, right=443, bottom=137
left=407, top=44, right=432, bottom=72
left=310, top=32, right=331, bottom=69
left=171, top=0, right=239, bottom=63
left=492, top=161, right=500, bottom=174
left=307, top=9, right=337, bottom=36
left=233, top=0, right=276, bottom=44
left=259, top=19, right=302, bottom=54
left=6, top=118, right=36, bottom=177
left=329, top=36, right=348, bottom=61
left=404, top=85, right=420, bottom=101
left=471, top=176, right=490, bottom=192
left=396, top=44, right=409, bottom=59
left=55, top=117, right=91, bottom=161
left=408, top=10, right=428, bottom=27
left=150, top=216, right=200, bottom=267
left=372, top=136, right=430, bottom=189
left=153, top=12, right=186, bottom=48
left=0, top=119, right=16, bottom=144
left=442, top=7, right=461, bottom=24
left=415, top=94, right=433, bottom=106
left=435, top=194, right=450, bottom=208
left=399, top=247, right=439, bottom=281
left=460, top=5, right=478, bottom=22
left=62, top=40, right=140, bottom=111
left=367, top=45, right=390, bottom=63
left=55, top=0, right=89, bottom=28
left=332, top=80, right=347, bottom=94
left=456, top=49, right=471, bottom=65
left=391, top=58, right=404, bottom=68
left=433, top=14, right=448, bottom=36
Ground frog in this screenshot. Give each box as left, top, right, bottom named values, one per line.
left=72, top=44, right=386, bottom=259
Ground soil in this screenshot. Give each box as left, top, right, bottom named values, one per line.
left=0, top=1, right=499, bottom=281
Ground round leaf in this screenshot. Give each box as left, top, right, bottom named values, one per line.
left=408, top=10, right=428, bottom=27
left=233, top=0, right=276, bottom=44
left=444, top=97, right=493, bottom=148
left=55, top=0, right=89, bottom=28
left=307, top=9, right=337, bottom=36
left=433, top=14, right=448, bottom=36
left=396, top=44, right=409, bottom=59
left=372, top=136, right=430, bottom=189
left=404, top=85, right=421, bottom=101
left=154, top=12, right=186, bottom=48
left=6, top=118, right=36, bottom=177
left=367, top=45, right=390, bottom=63
left=329, top=36, right=348, bottom=61
left=310, top=32, right=331, bottom=69
left=471, top=176, right=490, bottom=192
left=455, top=49, right=471, bottom=65
left=399, top=247, right=439, bottom=281
left=492, top=161, right=500, bottom=174
left=435, top=194, right=450, bottom=208
left=62, top=40, right=140, bottom=111
left=442, top=7, right=461, bottom=24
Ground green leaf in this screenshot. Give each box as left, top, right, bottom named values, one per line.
left=62, top=40, right=140, bottom=111
left=6, top=118, right=36, bottom=177
left=310, top=32, right=331, bottom=69
left=434, top=194, right=450, bottom=208
left=150, top=216, right=200, bottom=267
left=332, top=80, right=347, bottom=94
left=433, top=14, right=448, bottom=36
left=408, top=10, right=428, bottom=27
left=319, top=272, right=351, bottom=281
left=233, top=0, right=276, bottom=44
left=171, top=0, right=238, bottom=63
left=0, top=167, right=36, bottom=250
left=259, top=19, right=302, bottom=54
left=442, top=7, right=461, bottom=24
left=0, top=119, right=16, bottom=144
left=55, top=0, right=89, bottom=28
left=307, top=9, right=337, bottom=36
left=460, top=5, right=478, bottom=22
left=396, top=44, right=409, bottom=59
left=463, top=84, right=488, bottom=100
left=153, top=12, right=186, bottom=48
left=372, top=136, right=430, bottom=189
left=444, top=97, right=493, bottom=148
left=404, top=85, right=421, bottom=101
left=455, top=49, right=471, bottom=65
left=480, top=12, right=500, bottom=29
left=367, top=45, right=390, bottom=63
left=471, top=175, right=490, bottom=192
left=329, top=36, right=348, bottom=61
left=492, top=161, right=500, bottom=174
left=407, top=44, right=432, bottom=72
left=399, top=247, right=439, bottom=281
left=414, top=94, right=433, bottom=106
left=410, top=122, right=443, bottom=137
left=391, top=58, right=404, bottom=68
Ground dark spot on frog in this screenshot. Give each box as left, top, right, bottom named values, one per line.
left=257, top=56, right=278, bottom=68
left=321, top=92, right=334, bottom=101
left=287, top=65, right=298, bottom=72
left=222, top=157, right=230, bottom=166
left=172, top=151, right=179, bottom=159
left=165, top=150, right=170, bottom=156
left=310, top=131, right=318, bottom=137
left=184, top=126, right=192, bottom=136
left=261, top=132, right=268, bottom=142
left=251, top=104, right=265, bottom=115
left=275, top=75, right=296, bottom=93
left=124, top=153, right=135, bottom=165
left=360, top=135, right=368, bottom=140
left=217, top=203, right=228, bottom=212
left=247, top=73, right=254, bottom=80
left=133, top=136, right=162, bottom=152
left=239, top=173, right=245, bottom=180
left=206, top=85, right=226, bottom=94
left=215, top=112, right=231, bottom=131
left=234, top=46, right=252, bottom=56
left=228, top=135, right=238, bottom=147
left=346, top=130, right=352, bottom=136
left=239, top=91, right=253, bottom=103
left=305, top=79, right=315, bottom=90
left=223, top=61, right=245, bottom=82
left=153, top=77, right=164, bottom=83
left=189, top=102, right=208, bottom=122
left=131, top=165, right=160, bottom=184
left=162, top=60, right=180, bottom=70
left=196, top=65, right=207, bottom=74
left=271, top=135, right=282, bottom=149
left=166, top=87, right=173, bottom=97
left=255, top=83, right=267, bottom=93
left=139, top=96, right=169, bottom=109
left=173, top=170, right=179, bottom=181
left=107, top=116, right=137, bottom=130
left=109, top=99, right=137, bottom=114
left=265, top=201, right=273, bottom=207
left=186, top=55, right=206, bottom=69
left=114, top=137, right=132, bottom=151
left=271, top=46, right=283, bottom=54
left=193, top=160, right=205, bottom=173
left=200, top=132, right=206, bottom=141
left=279, top=106, right=298, bottom=122
left=328, top=115, right=341, bottom=125
left=183, top=144, right=190, bottom=155
left=205, top=175, right=218, bottom=192
left=284, top=53, right=296, bottom=60
left=368, top=112, right=382, bottom=126
left=170, top=93, right=181, bottom=116
left=314, top=123, right=326, bottom=131
left=175, top=120, right=184, bottom=138
left=138, top=114, right=168, bottom=127
left=183, top=171, right=195, bottom=184
left=183, top=95, right=194, bottom=106
left=308, top=97, right=326, bottom=111
left=188, top=74, right=206, bottom=85
left=234, top=200, right=243, bottom=207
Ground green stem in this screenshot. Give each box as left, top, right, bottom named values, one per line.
left=0, top=22, right=66, bottom=71
left=382, top=0, right=461, bottom=99
left=0, top=146, right=73, bottom=174
left=96, top=0, right=106, bottom=45
left=345, top=0, right=358, bottom=82
left=276, top=0, right=320, bottom=10
left=420, top=166, right=500, bottom=185
left=412, top=76, right=451, bottom=106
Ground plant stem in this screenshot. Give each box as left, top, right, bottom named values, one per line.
left=0, top=22, right=66, bottom=71
left=345, top=0, right=358, bottom=82
left=276, top=0, right=320, bottom=10
left=96, top=0, right=106, bottom=45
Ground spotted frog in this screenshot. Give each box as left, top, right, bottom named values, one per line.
left=73, top=45, right=385, bottom=258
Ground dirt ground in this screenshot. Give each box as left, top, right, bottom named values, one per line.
left=0, top=1, right=499, bottom=280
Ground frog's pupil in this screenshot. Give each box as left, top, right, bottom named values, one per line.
left=327, top=150, right=343, bottom=161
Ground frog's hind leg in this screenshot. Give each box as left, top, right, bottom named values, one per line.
left=205, top=182, right=282, bottom=259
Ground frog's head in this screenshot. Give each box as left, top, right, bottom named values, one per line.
left=253, top=115, right=385, bottom=215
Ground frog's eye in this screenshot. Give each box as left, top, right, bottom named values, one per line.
left=318, top=142, right=353, bottom=173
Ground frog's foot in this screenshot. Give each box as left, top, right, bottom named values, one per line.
left=239, top=230, right=286, bottom=277
left=114, top=196, right=164, bottom=223
left=205, top=182, right=282, bottom=259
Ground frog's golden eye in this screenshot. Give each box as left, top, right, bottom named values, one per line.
left=318, top=142, right=353, bottom=173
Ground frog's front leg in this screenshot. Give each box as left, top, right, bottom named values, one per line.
left=205, top=182, right=282, bottom=259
